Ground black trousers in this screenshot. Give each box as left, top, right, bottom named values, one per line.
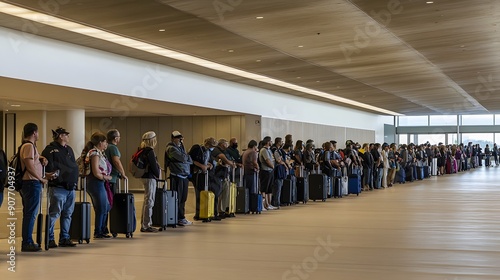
left=170, top=176, right=188, bottom=220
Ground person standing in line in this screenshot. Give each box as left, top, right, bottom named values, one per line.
left=85, top=132, right=112, bottom=239
left=138, top=131, right=160, bottom=232
left=104, top=129, right=128, bottom=234
left=381, top=143, right=390, bottom=188
left=190, top=137, right=216, bottom=221
left=20, top=123, right=48, bottom=252
left=165, top=131, right=193, bottom=226
left=259, top=138, right=276, bottom=210
left=41, top=127, right=79, bottom=248
left=242, top=140, right=259, bottom=200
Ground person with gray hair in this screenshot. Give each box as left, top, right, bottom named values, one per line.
left=138, top=131, right=160, bottom=232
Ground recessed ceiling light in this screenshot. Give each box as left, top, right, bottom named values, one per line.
left=256, top=60, right=261, bottom=62
left=228, top=49, right=234, bottom=53
left=426, top=1, right=433, bottom=3
left=159, top=29, right=165, bottom=32
left=10, top=104, right=20, bottom=107
left=316, top=81, right=321, bottom=83
left=298, top=45, right=304, bottom=48
left=0, top=2, right=400, bottom=116
left=297, top=77, right=301, bottom=79
left=256, top=16, right=263, bottom=19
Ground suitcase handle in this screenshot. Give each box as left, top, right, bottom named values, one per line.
left=157, top=179, right=167, bottom=190
left=117, top=177, right=129, bottom=193
left=204, top=172, right=208, bottom=192
left=79, top=175, right=87, bottom=202
left=238, top=168, right=243, bottom=187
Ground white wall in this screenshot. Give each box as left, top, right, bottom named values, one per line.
left=0, top=27, right=392, bottom=142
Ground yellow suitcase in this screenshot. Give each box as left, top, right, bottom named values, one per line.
left=200, top=172, right=215, bottom=222
left=228, top=167, right=237, bottom=216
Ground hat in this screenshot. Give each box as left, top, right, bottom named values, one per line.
left=52, top=127, right=69, bottom=139
left=142, top=131, right=156, bottom=140
left=171, top=130, right=183, bottom=138
left=204, top=137, right=217, bottom=147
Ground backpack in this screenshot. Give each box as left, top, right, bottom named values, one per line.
left=6, top=142, right=33, bottom=191
left=130, top=148, right=150, bottom=178
left=76, top=148, right=90, bottom=176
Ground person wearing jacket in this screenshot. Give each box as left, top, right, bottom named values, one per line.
left=41, top=127, right=79, bottom=248
left=165, top=131, right=193, bottom=226
left=359, top=143, right=373, bottom=191
left=138, top=131, right=160, bottom=232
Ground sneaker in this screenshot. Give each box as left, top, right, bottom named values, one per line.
left=211, top=216, right=222, bottom=221
left=268, top=205, right=278, bottom=210
left=21, top=243, right=42, bottom=252
left=261, top=207, right=267, bottom=211
left=59, top=239, right=77, bottom=247
left=48, top=240, right=58, bottom=248
left=94, top=234, right=112, bottom=239
left=178, top=219, right=193, bottom=226
left=140, top=227, right=159, bottom=233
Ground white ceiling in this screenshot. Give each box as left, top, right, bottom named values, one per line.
left=0, top=0, right=499, bottom=116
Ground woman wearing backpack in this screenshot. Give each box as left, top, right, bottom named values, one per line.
left=138, top=131, right=160, bottom=232
left=85, top=132, right=113, bottom=239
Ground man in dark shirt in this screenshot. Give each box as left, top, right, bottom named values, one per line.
left=41, top=127, right=79, bottom=248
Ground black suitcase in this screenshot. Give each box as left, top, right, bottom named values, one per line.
left=332, top=176, right=342, bottom=198
left=309, top=173, right=328, bottom=202
left=416, top=166, right=424, bottom=180
left=236, top=168, right=249, bottom=214
left=152, top=179, right=168, bottom=231
left=423, top=166, right=430, bottom=178
left=281, top=177, right=293, bottom=206
left=69, top=176, right=91, bottom=244
left=296, top=167, right=309, bottom=204
left=110, top=179, right=135, bottom=238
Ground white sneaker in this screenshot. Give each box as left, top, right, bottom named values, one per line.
left=268, top=205, right=277, bottom=210
left=179, top=219, right=193, bottom=225
left=261, top=207, right=267, bottom=211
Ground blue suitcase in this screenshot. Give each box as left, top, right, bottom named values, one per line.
left=396, top=166, right=406, bottom=184
left=250, top=173, right=262, bottom=214
left=348, top=174, right=361, bottom=196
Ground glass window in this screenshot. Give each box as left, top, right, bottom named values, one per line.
left=398, top=116, right=428, bottom=126
left=461, top=133, right=493, bottom=148
left=447, top=134, right=458, bottom=145
left=430, top=115, right=457, bottom=126
left=461, top=114, right=493, bottom=125
left=398, top=134, right=408, bottom=145
left=417, top=134, right=445, bottom=145
left=495, top=115, right=500, bottom=125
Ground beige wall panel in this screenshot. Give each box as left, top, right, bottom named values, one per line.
left=216, top=116, right=231, bottom=141
left=202, top=116, right=217, bottom=142
left=191, top=117, right=204, bottom=145
left=244, top=115, right=261, bottom=146
left=230, top=115, right=242, bottom=142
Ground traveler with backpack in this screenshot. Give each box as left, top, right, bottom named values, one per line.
left=84, top=132, right=112, bottom=239
left=165, top=131, right=193, bottom=226
left=20, top=123, right=48, bottom=252
left=190, top=137, right=217, bottom=221
left=135, top=131, right=160, bottom=232
left=41, top=127, right=79, bottom=248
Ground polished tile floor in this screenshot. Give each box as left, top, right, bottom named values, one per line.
left=1, top=166, right=500, bottom=279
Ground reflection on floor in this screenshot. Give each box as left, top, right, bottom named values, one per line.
left=2, top=167, right=500, bottom=279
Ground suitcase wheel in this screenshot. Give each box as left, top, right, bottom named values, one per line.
left=78, top=239, right=83, bottom=244
left=356, top=193, right=359, bottom=196
left=85, top=239, right=90, bottom=244
left=313, top=199, right=316, bottom=202
left=112, top=233, right=118, bottom=238
left=322, top=199, right=326, bottom=202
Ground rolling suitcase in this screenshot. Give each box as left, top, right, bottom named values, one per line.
left=200, top=172, right=215, bottom=222
left=431, top=158, right=438, bottom=176
left=309, top=173, right=328, bottom=202
left=36, top=173, right=50, bottom=250
left=228, top=168, right=237, bottom=217
left=152, top=179, right=168, bottom=231
left=250, top=173, right=262, bottom=214
left=236, top=168, right=249, bottom=214
left=333, top=176, right=342, bottom=198
left=395, top=165, right=406, bottom=184
left=69, top=176, right=91, bottom=244
left=416, top=166, right=424, bottom=180
left=166, top=178, right=179, bottom=228
left=110, top=179, right=135, bottom=238
left=281, top=176, right=293, bottom=206
left=341, top=176, right=349, bottom=196
left=348, top=174, right=361, bottom=196
left=296, top=166, right=309, bottom=204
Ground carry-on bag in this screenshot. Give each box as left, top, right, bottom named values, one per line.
left=152, top=179, right=168, bottom=231
left=200, top=172, right=215, bottom=222
left=110, top=178, right=135, bottom=238
left=348, top=174, right=361, bottom=196
left=236, top=168, right=249, bottom=214
left=69, top=176, right=91, bottom=244
left=228, top=168, right=237, bottom=217
left=296, top=166, right=309, bottom=204
left=250, top=173, right=262, bottom=214
left=333, top=176, right=342, bottom=198
left=309, top=172, right=328, bottom=202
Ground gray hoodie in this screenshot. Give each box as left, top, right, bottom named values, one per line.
left=165, top=142, right=192, bottom=178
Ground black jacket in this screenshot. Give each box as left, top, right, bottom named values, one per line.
left=41, top=141, right=79, bottom=190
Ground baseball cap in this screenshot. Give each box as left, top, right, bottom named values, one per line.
left=171, top=130, right=183, bottom=138
left=52, top=127, right=69, bottom=139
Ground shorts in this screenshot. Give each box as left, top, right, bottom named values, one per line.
left=259, top=170, right=274, bottom=194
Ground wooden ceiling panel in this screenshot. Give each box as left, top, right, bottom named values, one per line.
left=1, top=0, right=499, bottom=115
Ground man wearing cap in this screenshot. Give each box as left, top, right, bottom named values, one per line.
left=189, top=137, right=216, bottom=221
left=41, top=127, right=79, bottom=248
left=165, top=131, right=193, bottom=226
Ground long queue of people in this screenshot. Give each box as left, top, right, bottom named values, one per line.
left=0, top=122, right=490, bottom=253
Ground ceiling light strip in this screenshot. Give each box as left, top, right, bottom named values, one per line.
left=0, top=2, right=401, bottom=115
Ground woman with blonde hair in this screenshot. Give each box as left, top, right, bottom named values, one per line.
left=137, top=131, right=160, bottom=232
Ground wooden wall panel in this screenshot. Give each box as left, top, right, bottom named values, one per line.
left=216, top=116, right=231, bottom=141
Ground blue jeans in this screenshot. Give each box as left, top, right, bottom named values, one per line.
left=21, top=180, right=42, bottom=246
left=48, top=187, right=75, bottom=241
left=362, top=167, right=373, bottom=189
left=86, top=177, right=110, bottom=235
left=272, top=178, right=283, bottom=206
